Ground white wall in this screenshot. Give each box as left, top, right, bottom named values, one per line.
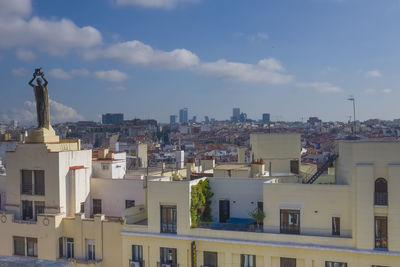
left=90, top=178, right=145, bottom=217
left=209, top=178, right=267, bottom=221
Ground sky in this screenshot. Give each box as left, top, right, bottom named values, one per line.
left=1, top=0, right=400, bottom=124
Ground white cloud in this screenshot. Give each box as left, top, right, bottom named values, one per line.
left=49, top=99, right=84, bottom=122
left=85, top=40, right=199, bottom=69
left=297, top=82, right=342, bottom=93
left=0, top=0, right=31, bottom=18
left=198, top=58, right=292, bottom=85
left=48, top=68, right=90, bottom=79
left=70, top=68, right=90, bottom=77
left=114, top=0, right=199, bottom=9
left=48, top=68, right=72, bottom=79
left=382, top=88, right=392, bottom=94
left=11, top=68, right=28, bottom=76
left=364, top=88, right=376, bottom=94
left=0, top=0, right=102, bottom=55
left=94, top=70, right=128, bottom=82
left=107, top=86, right=127, bottom=91
left=256, top=32, right=269, bottom=40
left=365, top=69, right=382, bottom=78
left=1, top=99, right=83, bottom=123
left=15, top=48, right=36, bottom=61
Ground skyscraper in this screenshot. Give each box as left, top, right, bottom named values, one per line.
left=232, top=108, right=240, bottom=122
left=262, top=113, right=270, bottom=124
left=170, top=115, right=177, bottom=124
left=179, top=108, right=188, bottom=124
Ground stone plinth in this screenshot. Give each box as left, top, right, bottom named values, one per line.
left=26, top=126, right=60, bottom=143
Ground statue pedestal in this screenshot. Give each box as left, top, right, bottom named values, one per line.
left=26, top=126, right=60, bottom=143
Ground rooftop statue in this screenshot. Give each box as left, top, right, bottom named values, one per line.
left=28, top=68, right=50, bottom=129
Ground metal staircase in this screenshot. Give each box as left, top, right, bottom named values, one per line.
left=306, top=154, right=338, bottom=184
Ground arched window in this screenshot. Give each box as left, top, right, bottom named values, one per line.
left=375, top=178, right=388, bottom=206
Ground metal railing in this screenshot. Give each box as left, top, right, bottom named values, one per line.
left=129, top=259, right=145, bottom=267
left=374, top=192, right=388, bottom=206
left=157, top=262, right=179, bottom=267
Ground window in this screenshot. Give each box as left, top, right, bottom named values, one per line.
left=21, top=170, right=45, bottom=195
left=375, top=216, right=388, bottom=249
left=375, top=178, right=388, bottom=206
left=34, top=170, right=45, bottom=195
left=204, top=251, right=218, bottom=267
left=22, top=200, right=33, bottom=221
left=219, top=200, right=230, bottom=223
left=126, top=200, right=136, bottom=209
left=332, top=217, right=340, bottom=236
left=241, top=254, right=256, bottom=267
left=34, top=201, right=45, bottom=221
left=26, top=238, right=38, bottom=257
left=66, top=238, right=74, bottom=258
left=14, top=236, right=25, bottom=256
left=325, top=262, right=347, bottom=267
left=160, top=247, right=177, bottom=265
left=280, top=258, right=296, bottom=267
left=93, top=199, right=102, bottom=215
left=80, top=202, right=85, bottom=213
left=21, top=170, right=33, bottom=194
left=86, top=239, right=95, bottom=261
left=160, top=205, right=177, bottom=233
left=280, top=209, right=300, bottom=234
left=132, top=245, right=143, bottom=262
left=13, top=237, right=37, bottom=257
left=290, top=160, right=299, bottom=174
left=59, top=237, right=74, bottom=259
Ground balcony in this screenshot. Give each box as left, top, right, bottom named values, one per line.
left=157, top=263, right=179, bottom=267
left=130, top=259, right=145, bottom=267
left=374, top=192, right=388, bottom=206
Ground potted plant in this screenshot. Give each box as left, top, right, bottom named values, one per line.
left=249, top=207, right=265, bottom=232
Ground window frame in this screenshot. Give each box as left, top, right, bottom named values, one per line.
left=325, top=262, right=347, bottom=267
left=375, top=216, right=388, bottom=249
left=204, top=251, right=218, bottom=267
left=86, top=239, right=95, bottom=261
left=332, top=217, right=340, bottom=236
left=241, top=254, right=256, bottom=267
left=132, top=244, right=143, bottom=262
left=160, top=205, right=177, bottom=234
left=93, top=199, right=102, bottom=215
left=280, top=209, right=300, bottom=234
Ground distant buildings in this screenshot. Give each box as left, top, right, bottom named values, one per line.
left=308, top=116, right=322, bottom=125
left=179, top=108, right=188, bottom=124
left=170, top=115, right=177, bottom=124
left=102, top=113, right=124, bottom=125
left=262, top=113, right=270, bottom=124
left=232, top=107, right=240, bottom=122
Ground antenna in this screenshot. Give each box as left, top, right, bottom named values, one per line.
left=347, top=95, right=356, bottom=134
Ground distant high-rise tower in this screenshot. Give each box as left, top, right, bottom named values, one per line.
left=179, top=108, right=188, bottom=124
left=204, top=116, right=209, bottom=123
left=262, top=113, right=270, bottom=124
left=102, top=113, right=124, bottom=125
left=170, top=115, right=177, bottom=124
left=232, top=108, right=240, bottom=122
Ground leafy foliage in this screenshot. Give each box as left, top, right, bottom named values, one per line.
left=190, top=179, right=213, bottom=227
left=249, top=207, right=266, bottom=226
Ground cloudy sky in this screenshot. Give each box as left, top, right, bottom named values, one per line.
left=1, top=0, right=400, bottom=124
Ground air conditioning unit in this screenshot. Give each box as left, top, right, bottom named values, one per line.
left=161, top=264, right=171, bottom=267
left=130, top=261, right=140, bottom=267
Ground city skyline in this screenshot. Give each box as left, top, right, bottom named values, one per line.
left=2, top=0, right=400, bottom=123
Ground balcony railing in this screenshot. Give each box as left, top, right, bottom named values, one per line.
left=130, top=259, right=145, bottom=267
left=157, top=262, right=179, bottom=267
left=21, top=183, right=33, bottom=195
left=375, top=237, right=388, bottom=249
left=374, top=192, right=388, bottom=206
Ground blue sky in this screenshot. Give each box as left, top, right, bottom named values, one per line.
left=1, top=0, right=400, bottom=124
